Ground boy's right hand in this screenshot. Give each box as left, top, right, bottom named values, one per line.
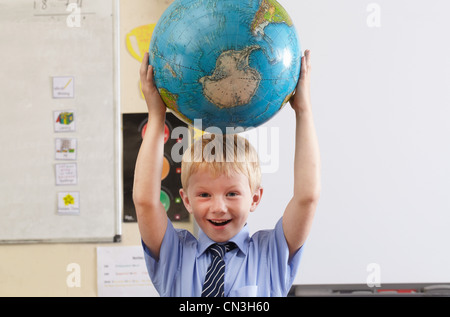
left=135, top=52, right=169, bottom=259
left=140, top=52, right=166, bottom=117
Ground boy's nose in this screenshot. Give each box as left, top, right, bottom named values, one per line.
left=210, top=196, right=227, bottom=213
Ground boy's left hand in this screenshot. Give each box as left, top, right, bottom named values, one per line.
left=283, top=49, right=320, bottom=258
left=289, top=50, right=312, bottom=113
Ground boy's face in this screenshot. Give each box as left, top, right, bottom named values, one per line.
left=179, top=169, right=263, bottom=243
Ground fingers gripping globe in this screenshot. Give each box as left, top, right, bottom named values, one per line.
left=149, top=0, right=301, bottom=132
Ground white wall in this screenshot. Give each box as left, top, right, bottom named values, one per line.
left=249, top=0, right=450, bottom=285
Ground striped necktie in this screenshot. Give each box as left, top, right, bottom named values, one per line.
left=201, top=243, right=236, bottom=297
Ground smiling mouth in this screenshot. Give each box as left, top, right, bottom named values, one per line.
left=208, top=219, right=232, bottom=227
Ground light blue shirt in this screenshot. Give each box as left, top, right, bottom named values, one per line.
left=142, top=217, right=303, bottom=297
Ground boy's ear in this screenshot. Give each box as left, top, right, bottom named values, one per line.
left=179, top=188, right=193, bottom=214
left=250, top=187, right=263, bottom=212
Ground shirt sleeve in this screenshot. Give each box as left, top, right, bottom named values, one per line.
left=269, top=217, right=303, bottom=295
left=142, top=219, right=182, bottom=296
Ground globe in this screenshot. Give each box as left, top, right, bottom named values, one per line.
left=149, top=0, right=301, bottom=132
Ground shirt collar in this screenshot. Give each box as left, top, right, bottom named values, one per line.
left=197, top=223, right=250, bottom=257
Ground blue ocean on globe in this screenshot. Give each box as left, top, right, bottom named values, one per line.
left=149, top=0, right=301, bottom=132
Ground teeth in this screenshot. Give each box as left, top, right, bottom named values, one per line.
left=209, top=219, right=231, bottom=226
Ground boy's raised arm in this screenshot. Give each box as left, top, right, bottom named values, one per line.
left=283, top=50, right=321, bottom=258
left=133, top=52, right=168, bottom=259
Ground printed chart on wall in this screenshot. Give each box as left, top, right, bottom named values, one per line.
left=97, top=246, right=159, bottom=297
left=0, top=0, right=120, bottom=243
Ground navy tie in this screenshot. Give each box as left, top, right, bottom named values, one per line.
left=201, top=243, right=236, bottom=297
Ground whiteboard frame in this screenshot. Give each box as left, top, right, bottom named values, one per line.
left=0, top=0, right=122, bottom=244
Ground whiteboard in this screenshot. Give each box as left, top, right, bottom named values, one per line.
left=247, top=0, right=450, bottom=285
left=0, top=0, right=121, bottom=243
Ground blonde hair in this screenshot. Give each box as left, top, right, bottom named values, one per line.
left=181, top=134, right=261, bottom=193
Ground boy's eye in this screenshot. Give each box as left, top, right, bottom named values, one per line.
left=227, top=192, right=238, bottom=197
left=199, top=193, right=210, bottom=198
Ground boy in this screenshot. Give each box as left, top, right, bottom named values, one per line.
left=134, top=50, right=320, bottom=297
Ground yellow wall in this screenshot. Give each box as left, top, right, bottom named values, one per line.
left=0, top=224, right=142, bottom=297
left=0, top=0, right=193, bottom=297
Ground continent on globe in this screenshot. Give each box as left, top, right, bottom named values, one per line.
left=251, top=0, right=293, bottom=36
left=199, top=45, right=261, bottom=109
left=159, top=88, right=193, bottom=125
